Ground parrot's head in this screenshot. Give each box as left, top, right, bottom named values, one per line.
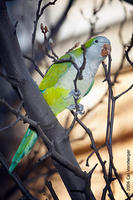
left=85, top=36, right=111, bottom=63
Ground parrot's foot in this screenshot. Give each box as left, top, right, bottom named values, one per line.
left=68, top=103, right=85, bottom=115
left=70, top=89, right=81, bottom=100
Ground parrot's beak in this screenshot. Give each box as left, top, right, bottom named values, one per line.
left=101, top=43, right=111, bottom=57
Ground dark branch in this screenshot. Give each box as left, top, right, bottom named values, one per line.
left=0, top=117, right=20, bottom=132
left=46, top=180, right=59, bottom=200
left=0, top=152, right=37, bottom=200
left=23, top=55, right=45, bottom=78
left=125, top=33, right=133, bottom=67
left=32, top=0, right=58, bottom=57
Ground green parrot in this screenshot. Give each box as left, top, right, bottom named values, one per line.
left=9, top=36, right=111, bottom=173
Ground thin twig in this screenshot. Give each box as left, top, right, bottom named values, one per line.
left=86, top=143, right=106, bottom=167
left=78, top=45, right=86, bottom=80
left=0, top=117, right=20, bottom=132
left=32, top=0, right=58, bottom=58
left=125, top=33, right=133, bottom=67
left=65, top=42, right=80, bottom=54
left=115, top=84, right=133, bottom=100
left=24, top=55, right=45, bottom=78
left=0, top=152, right=37, bottom=200
left=40, top=24, right=58, bottom=61
left=66, top=114, right=77, bottom=136
left=46, top=180, right=59, bottom=200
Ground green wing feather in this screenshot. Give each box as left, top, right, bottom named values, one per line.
left=39, top=53, right=72, bottom=90
left=9, top=38, right=96, bottom=173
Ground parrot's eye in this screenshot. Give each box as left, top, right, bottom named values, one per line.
left=95, top=40, right=98, bottom=43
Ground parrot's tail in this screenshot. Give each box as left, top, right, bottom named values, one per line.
left=9, top=128, right=38, bottom=173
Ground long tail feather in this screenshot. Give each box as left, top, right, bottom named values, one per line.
left=9, top=128, right=38, bottom=173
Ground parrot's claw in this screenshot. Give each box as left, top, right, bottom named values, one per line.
left=76, top=104, right=85, bottom=115
left=70, top=89, right=81, bottom=100
left=68, top=103, right=85, bottom=115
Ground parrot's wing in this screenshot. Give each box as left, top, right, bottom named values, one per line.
left=42, top=87, right=71, bottom=116
left=39, top=53, right=72, bottom=91
left=9, top=129, right=38, bottom=173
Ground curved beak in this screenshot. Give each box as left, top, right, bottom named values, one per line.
left=101, top=43, right=111, bottom=57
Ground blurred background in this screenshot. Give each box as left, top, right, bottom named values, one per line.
left=0, top=0, right=133, bottom=199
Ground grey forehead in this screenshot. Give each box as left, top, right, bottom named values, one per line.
left=95, top=36, right=110, bottom=44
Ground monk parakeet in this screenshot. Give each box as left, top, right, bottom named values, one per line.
left=9, top=36, right=111, bottom=173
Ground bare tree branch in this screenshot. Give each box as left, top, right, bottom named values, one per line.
left=45, top=180, right=59, bottom=200
left=32, top=0, right=58, bottom=57
left=0, top=152, right=37, bottom=200
left=125, top=33, right=133, bottom=67
left=23, top=55, right=45, bottom=78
